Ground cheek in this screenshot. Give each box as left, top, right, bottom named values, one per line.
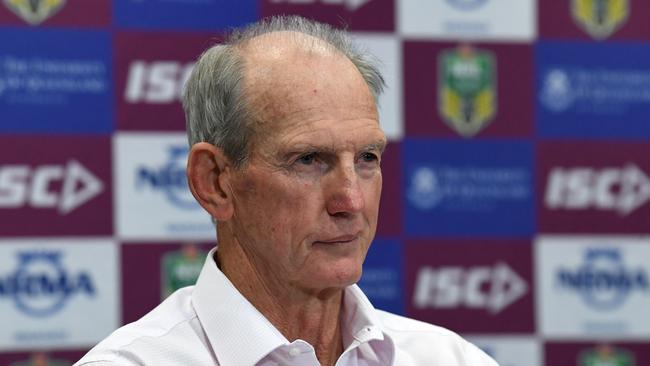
left=239, top=178, right=315, bottom=231
left=365, top=175, right=382, bottom=209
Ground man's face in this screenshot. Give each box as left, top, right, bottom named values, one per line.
left=226, top=36, right=386, bottom=293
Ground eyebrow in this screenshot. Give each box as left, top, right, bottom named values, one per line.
left=279, top=139, right=387, bottom=161
left=363, top=140, right=388, bottom=153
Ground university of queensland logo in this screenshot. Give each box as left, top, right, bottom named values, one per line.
left=0, top=251, right=96, bottom=317
left=438, top=44, right=497, bottom=137
left=2, top=0, right=66, bottom=25
left=572, top=0, right=629, bottom=40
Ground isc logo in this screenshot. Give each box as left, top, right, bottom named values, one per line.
left=124, top=60, right=195, bottom=104
left=268, top=0, right=372, bottom=11
left=413, top=263, right=527, bottom=314
left=545, top=164, right=650, bottom=216
left=0, top=160, right=103, bottom=215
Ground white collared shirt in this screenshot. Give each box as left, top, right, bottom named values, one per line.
left=76, top=248, right=498, bottom=366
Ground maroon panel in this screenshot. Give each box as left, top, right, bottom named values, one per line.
left=404, top=239, right=534, bottom=333
left=121, top=242, right=215, bottom=325
left=376, top=142, right=401, bottom=236
left=260, top=0, right=394, bottom=32
left=0, top=135, right=112, bottom=236
left=0, top=350, right=87, bottom=365
left=404, top=41, right=533, bottom=138
left=0, top=0, right=110, bottom=27
left=114, top=32, right=221, bottom=131
left=545, top=342, right=650, bottom=366
left=539, top=1, right=650, bottom=40
left=537, top=142, right=650, bottom=233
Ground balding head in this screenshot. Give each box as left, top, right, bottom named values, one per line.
left=182, top=16, right=385, bottom=168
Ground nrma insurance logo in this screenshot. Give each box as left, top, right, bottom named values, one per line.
left=556, top=247, right=649, bottom=311
left=0, top=251, right=95, bottom=317
left=136, top=145, right=197, bottom=210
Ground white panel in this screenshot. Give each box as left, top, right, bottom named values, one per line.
left=536, top=236, right=650, bottom=339
left=114, top=133, right=215, bottom=240
left=466, top=336, right=543, bottom=366
left=0, top=238, right=119, bottom=350
left=352, top=33, right=403, bottom=141
left=399, top=0, right=536, bottom=42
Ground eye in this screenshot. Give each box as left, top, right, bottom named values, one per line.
left=359, top=152, right=379, bottom=163
left=297, top=152, right=316, bottom=165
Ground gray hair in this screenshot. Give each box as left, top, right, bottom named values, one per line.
left=182, top=15, right=385, bottom=168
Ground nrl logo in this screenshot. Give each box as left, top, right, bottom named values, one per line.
left=438, top=44, right=497, bottom=138
left=3, top=0, right=66, bottom=25
left=572, top=0, right=629, bottom=40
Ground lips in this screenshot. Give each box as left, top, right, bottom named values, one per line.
left=314, top=234, right=359, bottom=244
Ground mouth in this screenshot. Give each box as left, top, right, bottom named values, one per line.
left=313, top=234, right=359, bottom=245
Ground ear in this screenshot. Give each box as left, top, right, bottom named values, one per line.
left=187, top=142, right=234, bottom=221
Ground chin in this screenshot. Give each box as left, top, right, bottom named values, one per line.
left=314, top=262, right=363, bottom=290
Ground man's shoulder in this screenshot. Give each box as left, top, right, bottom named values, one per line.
left=374, top=310, right=499, bottom=366
left=74, top=287, right=209, bottom=366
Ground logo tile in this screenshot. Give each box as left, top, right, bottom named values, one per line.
left=537, top=42, right=650, bottom=138
left=0, top=29, right=112, bottom=133
left=0, top=136, right=112, bottom=236
left=113, top=0, right=256, bottom=30
left=261, top=0, right=394, bottom=31
left=405, top=239, right=534, bottom=333
left=0, top=239, right=119, bottom=350
left=537, top=236, right=650, bottom=338
left=399, top=0, right=535, bottom=41
left=0, top=0, right=109, bottom=26
left=121, top=242, right=213, bottom=324
left=115, top=32, right=218, bottom=131
left=538, top=142, right=650, bottom=233
left=405, top=41, right=533, bottom=138
left=404, top=139, right=534, bottom=236
left=114, top=133, right=214, bottom=240
left=545, top=342, right=650, bottom=366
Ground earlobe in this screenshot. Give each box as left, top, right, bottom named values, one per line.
left=186, top=142, right=234, bottom=221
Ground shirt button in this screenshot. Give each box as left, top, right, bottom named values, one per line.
left=289, top=348, right=301, bottom=357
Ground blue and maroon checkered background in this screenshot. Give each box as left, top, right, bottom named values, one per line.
left=1, top=1, right=650, bottom=365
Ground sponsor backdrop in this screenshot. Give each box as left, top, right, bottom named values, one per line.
left=0, top=0, right=649, bottom=365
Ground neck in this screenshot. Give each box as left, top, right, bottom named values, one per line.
left=217, top=228, right=345, bottom=366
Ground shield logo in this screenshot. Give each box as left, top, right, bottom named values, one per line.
left=3, top=0, right=66, bottom=25
left=572, top=0, right=629, bottom=39
left=438, top=44, right=497, bottom=137
left=578, top=344, right=635, bottom=366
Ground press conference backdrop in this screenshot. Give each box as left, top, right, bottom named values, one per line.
left=1, top=1, right=649, bottom=365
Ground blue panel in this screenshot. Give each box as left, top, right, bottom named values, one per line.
left=403, top=139, right=535, bottom=236
left=0, top=28, right=113, bottom=134
left=358, top=239, right=404, bottom=315
left=537, top=41, right=650, bottom=138
left=114, top=0, right=257, bottom=30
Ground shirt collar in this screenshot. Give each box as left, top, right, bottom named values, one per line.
left=340, top=284, right=395, bottom=364
left=192, top=247, right=395, bottom=366
left=192, top=248, right=289, bottom=366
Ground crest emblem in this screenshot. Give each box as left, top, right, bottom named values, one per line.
left=578, top=344, right=635, bottom=366
left=438, top=44, right=497, bottom=137
left=3, top=0, right=66, bottom=25
left=161, top=244, right=206, bottom=299
left=572, top=0, right=629, bottom=39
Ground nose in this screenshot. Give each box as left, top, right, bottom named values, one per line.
left=326, top=163, right=365, bottom=217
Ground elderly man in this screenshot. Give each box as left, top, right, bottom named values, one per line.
left=76, top=16, right=498, bottom=366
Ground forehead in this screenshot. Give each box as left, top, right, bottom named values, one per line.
left=239, top=32, right=379, bottom=139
